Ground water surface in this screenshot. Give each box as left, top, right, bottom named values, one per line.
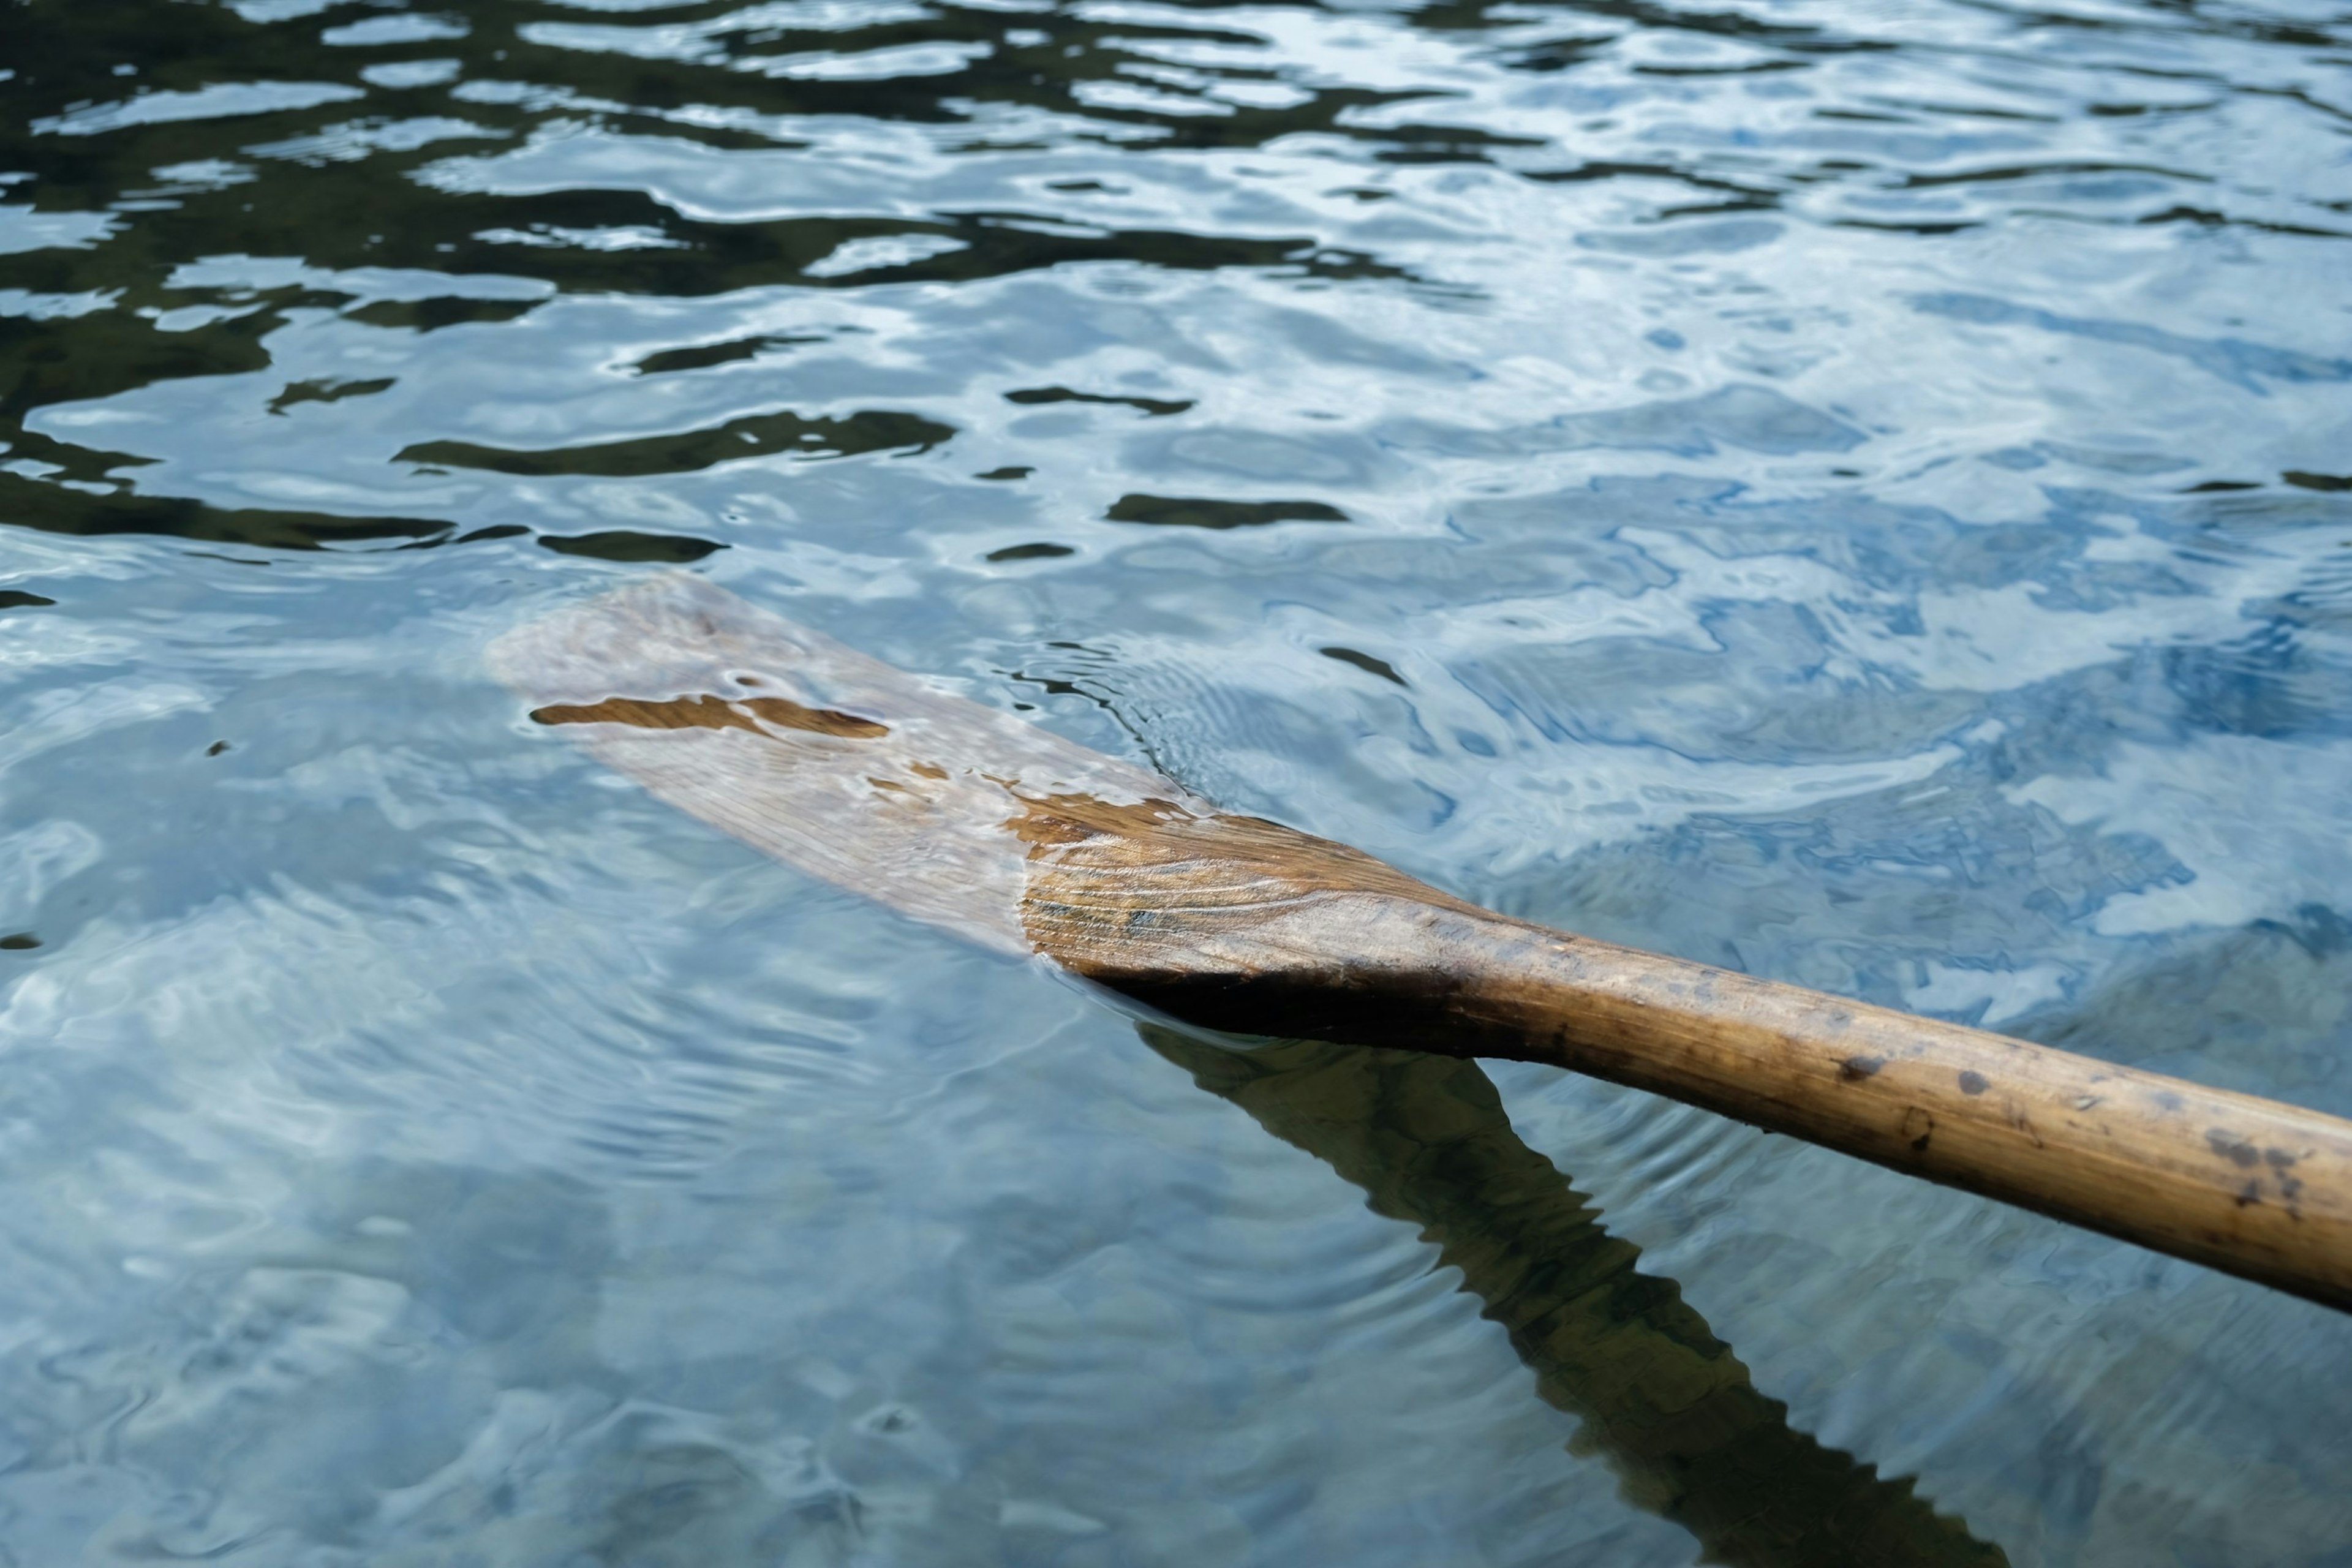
left=4, top=0, right=2352, bottom=1561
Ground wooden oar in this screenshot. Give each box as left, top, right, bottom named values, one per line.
left=491, top=573, right=2352, bottom=1313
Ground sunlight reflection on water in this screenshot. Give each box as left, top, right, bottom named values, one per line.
left=2, top=0, right=2351, bottom=1560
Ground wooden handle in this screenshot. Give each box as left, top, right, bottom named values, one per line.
left=1069, top=884, right=2352, bottom=1312
left=1016, top=812, right=2352, bottom=1311
left=1460, top=914, right=2352, bottom=1311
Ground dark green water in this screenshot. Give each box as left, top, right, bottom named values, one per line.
left=4, top=0, right=2352, bottom=1561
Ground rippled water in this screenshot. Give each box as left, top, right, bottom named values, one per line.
left=5, top=0, right=2352, bottom=1561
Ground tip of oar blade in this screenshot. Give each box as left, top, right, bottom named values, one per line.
left=489, top=573, right=1196, bottom=957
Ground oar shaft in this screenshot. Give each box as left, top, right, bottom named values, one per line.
left=1386, top=907, right=2352, bottom=1311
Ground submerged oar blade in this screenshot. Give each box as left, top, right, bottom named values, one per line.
left=488, top=573, right=1193, bottom=956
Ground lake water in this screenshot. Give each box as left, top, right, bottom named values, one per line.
left=4, top=0, right=2352, bottom=1561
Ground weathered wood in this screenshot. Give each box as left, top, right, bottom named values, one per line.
left=492, top=575, right=2352, bottom=1313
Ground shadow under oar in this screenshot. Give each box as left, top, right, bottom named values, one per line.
left=1137, top=1026, right=2010, bottom=1568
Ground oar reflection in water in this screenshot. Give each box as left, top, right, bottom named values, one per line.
left=1138, top=1025, right=2009, bottom=1568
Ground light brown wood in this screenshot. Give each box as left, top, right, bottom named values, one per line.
left=492, top=575, right=2352, bottom=1314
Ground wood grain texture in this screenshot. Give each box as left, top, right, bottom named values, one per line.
left=1034, top=823, right=2352, bottom=1311
left=495, top=575, right=2352, bottom=1313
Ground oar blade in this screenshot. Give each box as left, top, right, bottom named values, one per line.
left=489, top=574, right=1191, bottom=955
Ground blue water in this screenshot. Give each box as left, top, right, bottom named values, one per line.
left=4, top=0, right=2352, bottom=1561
